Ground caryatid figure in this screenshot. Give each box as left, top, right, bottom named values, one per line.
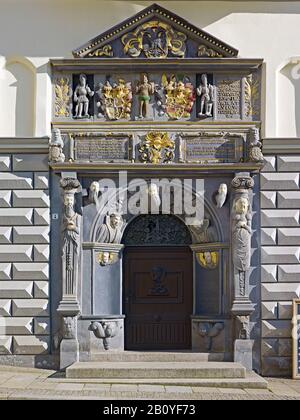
left=74, top=74, right=94, bottom=119
left=197, top=74, right=215, bottom=117
left=135, top=74, right=155, bottom=119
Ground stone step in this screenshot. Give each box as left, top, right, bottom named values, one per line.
left=66, top=362, right=246, bottom=380
left=91, top=351, right=225, bottom=363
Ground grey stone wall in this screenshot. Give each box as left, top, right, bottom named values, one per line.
left=261, top=139, right=300, bottom=377
left=0, top=138, right=50, bottom=360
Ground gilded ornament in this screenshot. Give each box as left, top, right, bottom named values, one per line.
left=139, top=132, right=175, bottom=164
left=55, top=77, right=71, bottom=118
left=196, top=251, right=219, bottom=270
left=244, top=74, right=260, bottom=117
left=198, top=45, right=223, bottom=58
left=88, top=45, right=113, bottom=57
left=97, top=251, right=117, bottom=267
left=122, top=20, right=187, bottom=59
left=96, top=79, right=132, bottom=120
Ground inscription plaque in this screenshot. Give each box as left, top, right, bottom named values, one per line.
left=74, top=136, right=130, bottom=162
left=293, top=299, right=300, bottom=379
left=183, top=136, right=242, bottom=163
left=217, top=77, right=241, bottom=119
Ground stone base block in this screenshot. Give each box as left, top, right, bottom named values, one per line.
left=60, top=339, right=79, bottom=370
left=234, top=339, right=254, bottom=371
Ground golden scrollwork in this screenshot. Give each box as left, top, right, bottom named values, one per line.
left=88, top=45, right=113, bottom=58
left=122, top=20, right=187, bottom=59
left=161, top=75, right=196, bottom=120
left=55, top=77, right=71, bottom=118
left=139, top=132, right=175, bottom=164
left=196, top=251, right=219, bottom=270
left=244, top=74, right=260, bottom=117
left=198, top=45, right=223, bottom=58
left=97, top=79, right=133, bottom=120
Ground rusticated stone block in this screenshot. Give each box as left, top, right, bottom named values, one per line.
left=13, top=226, right=49, bottom=244
left=13, top=336, right=49, bottom=355
left=12, top=299, right=49, bottom=316
left=262, top=320, right=291, bottom=338
left=261, top=173, right=299, bottom=190
left=277, top=156, right=300, bottom=172
left=34, top=281, right=49, bottom=298
left=13, top=263, right=49, bottom=280
left=278, top=265, right=300, bottom=282
left=262, top=339, right=278, bottom=357
left=13, top=191, right=49, bottom=208
left=0, top=227, right=12, bottom=244
left=0, top=245, right=33, bottom=262
left=0, top=300, right=11, bottom=316
left=261, top=210, right=299, bottom=227
left=0, top=156, right=11, bottom=171
left=261, top=302, right=278, bottom=319
left=0, top=173, right=33, bottom=190
left=262, top=156, right=276, bottom=172
left=0, top=263, right=11, bottom=280
left=261, top=265, right=277, bottom=283
left=260, top=191, right=276, bottom=209
left=261, top=228, right=277, bottom=245
left=0, top=281, right=33, bottom=298
left=34, top=318, right=50, bottom=335
left=278, top=191, right=300, bottom=208
left=278, top=302, right=293, bottom=319
left=262, top=282, right=300, bottom=301
left=33, top=245, right=49, bottom=262
left=261, top=357, right=292, bottom=377
left=0, top=317, right=33, bottom=335
left=278, top=228, right=300, bottom=245
left=261, top=246, right=300, bottom=264
left=13, top=155, right=48, bottom=172
left=34, top=172, right=49, bottom=190
left=0, top=191, right=11, bottom=207
left=279, top=339, right=292, bottom=357
left=34, top=209, right=50, bottom=226
left=0, top=209, right=33, bottom=226
left=0, top=336, right=12, bottom=354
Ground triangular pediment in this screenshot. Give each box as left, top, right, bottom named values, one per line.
left=73, top=3, right=238, bottom=59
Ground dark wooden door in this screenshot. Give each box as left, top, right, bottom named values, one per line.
left=124, top=247, right=193, bottom=350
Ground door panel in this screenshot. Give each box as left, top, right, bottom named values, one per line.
left=124, top=247, right=193, bottom=350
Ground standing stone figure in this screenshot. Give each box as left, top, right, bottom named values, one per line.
left=97, top=212, right=124, bottom=244
left=74, top=74, right=94, bottom=119
left=248, top=127, right=264, bottom=162
left=135, top=74, right=155, bottom=119
left=49, top=128, right=65, bottom=163
left=197, top=74, right=215, bottom=117
left=232, top=197, right=252, bottom=273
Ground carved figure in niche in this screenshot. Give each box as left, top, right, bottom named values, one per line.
left=74, top=74, right=94, bottom=119
left=197, top=251, right=219, bottom=270
left=63, top=316, right=76, bottom=340
left=97, top=213, right=124, bottom=244
left=196, top=322, right=224, bottom=351
left=215, top=183, right=228, bottom=208
left=197, top=74, right=215, bottom=117
left=88, top=181, right=100, bottom=205
left=49, top=128, right=65, bottom=163
left=98, top=251, right=117, bottom=267
left=149, top=266, right=169, bottom=296
left=135, top=74, right=155, bottom=119
left=96, top=79, right=132, bottom=120
left=249, top=127, right=264, bottom=162
left=232, top=197, right=252, bottom=272
left=90, top=321, right=120, bottom=350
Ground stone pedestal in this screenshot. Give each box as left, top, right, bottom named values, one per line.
left=60, top=339, right=79, bottom=370
left=234, top=339, right=254, bottom=371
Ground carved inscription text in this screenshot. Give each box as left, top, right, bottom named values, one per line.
left=217, top=79, right=241, bottom=119
left=75, top=137, right=129, bottom=162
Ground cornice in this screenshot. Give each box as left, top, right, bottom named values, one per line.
left=0, top=137, right=49, bottom=154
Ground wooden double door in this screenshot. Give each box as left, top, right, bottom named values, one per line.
left=124, top=247, right=193, bottom=350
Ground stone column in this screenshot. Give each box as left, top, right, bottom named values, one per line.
left=57, top=177, right=81, bottom=369
left=231, top=173, right=255, bottom=370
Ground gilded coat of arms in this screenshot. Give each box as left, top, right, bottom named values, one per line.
left=139, top=132, right=175, bottom=164
left=96, top=79, right=133, bottom=120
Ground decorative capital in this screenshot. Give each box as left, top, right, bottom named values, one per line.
left=231, top=176, right=254, bottom=191
left=60, top=178, right=81, bottom=192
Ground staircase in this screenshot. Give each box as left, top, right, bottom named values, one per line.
left=66, top=352, right=268, bottom=389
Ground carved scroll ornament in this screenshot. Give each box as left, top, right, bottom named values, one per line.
left=55, top=77, right=72, bottom=118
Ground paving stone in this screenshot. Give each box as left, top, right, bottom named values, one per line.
left=111, top=384, right=138, bottom=392
left=0, top=318, right=33, bottom=335
left=34, top=173, right=49, bottom=190
left=0, top=281, right=33, bottom=298
left=84, top=384, right=111, bottom=391
left=13, top=227, right=49, bottom=244
left=0, top=156, right=11, bottom=172
left=13, top=263, right=49, bottom=280
left=260, top=191, right=277, bottom=208
left=0, top=263, right=11, bottom=280
left=0, top=300, right=11, bottom=317
left=33, top=245, right=49, bottom=262
left=262, top=320, right=291, bottom=338
left=0, top=245, right=33, bottom=262
left=12, top=300, right=49, bottom=317
left=261, top=228, right=277, bottom=245
left=0, top=228, right=12, bottom=244
left=277, top=156, right=300, bottom=172
left=12, top=191, right=49, bottom=208
left=165, top=386, right=193, bottom=393
left=278, top=191, right=300, bottom=208
left=34, top=318, right=50, bottom=335
left=262, top=282, right=300, bottom=300
left=34, top=209, right=50, bottom=226
left=278, top=265, right=300, bottom=282
left=261, top=302, right=278, bottom=319
left=278, top=302, right=293, bottom=319
left=261, top=173, right=299, bottom=190
left=13, top=155, right=48, bottom=172
left=261, top=265, right=277, bottom=283
left=262, top=156, right=276, bottom=172
left=55, top=383, right=85, bottom=391
left=13, top=336, right=49, bottom=355
left=0, top=337, right=12, bottom=355
left=0, top=191, right=11, bottom=208
left=261, top=210, right=299, bottom=227
left=261, top=246, right=300, bottom=264
left=34, top=282, right=49, bottom=298
left=278, top=228, right=300, bottom=245
left=138, top=385, right=165, bottom=393
left=0, top=209, right=33, bottom=226
left=0, top=173, right=33, bottom=190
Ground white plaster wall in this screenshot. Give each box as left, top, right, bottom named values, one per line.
left=0, top=0, right=300, bottom=137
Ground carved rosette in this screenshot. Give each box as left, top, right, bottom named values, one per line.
left=55, top=77, right=72, bottom=118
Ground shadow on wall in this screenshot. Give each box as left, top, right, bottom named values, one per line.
left=277, top=62, right=300, bottom=138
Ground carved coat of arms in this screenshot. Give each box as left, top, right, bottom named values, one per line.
left=96, top=79, right=133, bottom=120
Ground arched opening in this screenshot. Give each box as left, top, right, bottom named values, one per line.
left=122, top=214, right=193, bottom=351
